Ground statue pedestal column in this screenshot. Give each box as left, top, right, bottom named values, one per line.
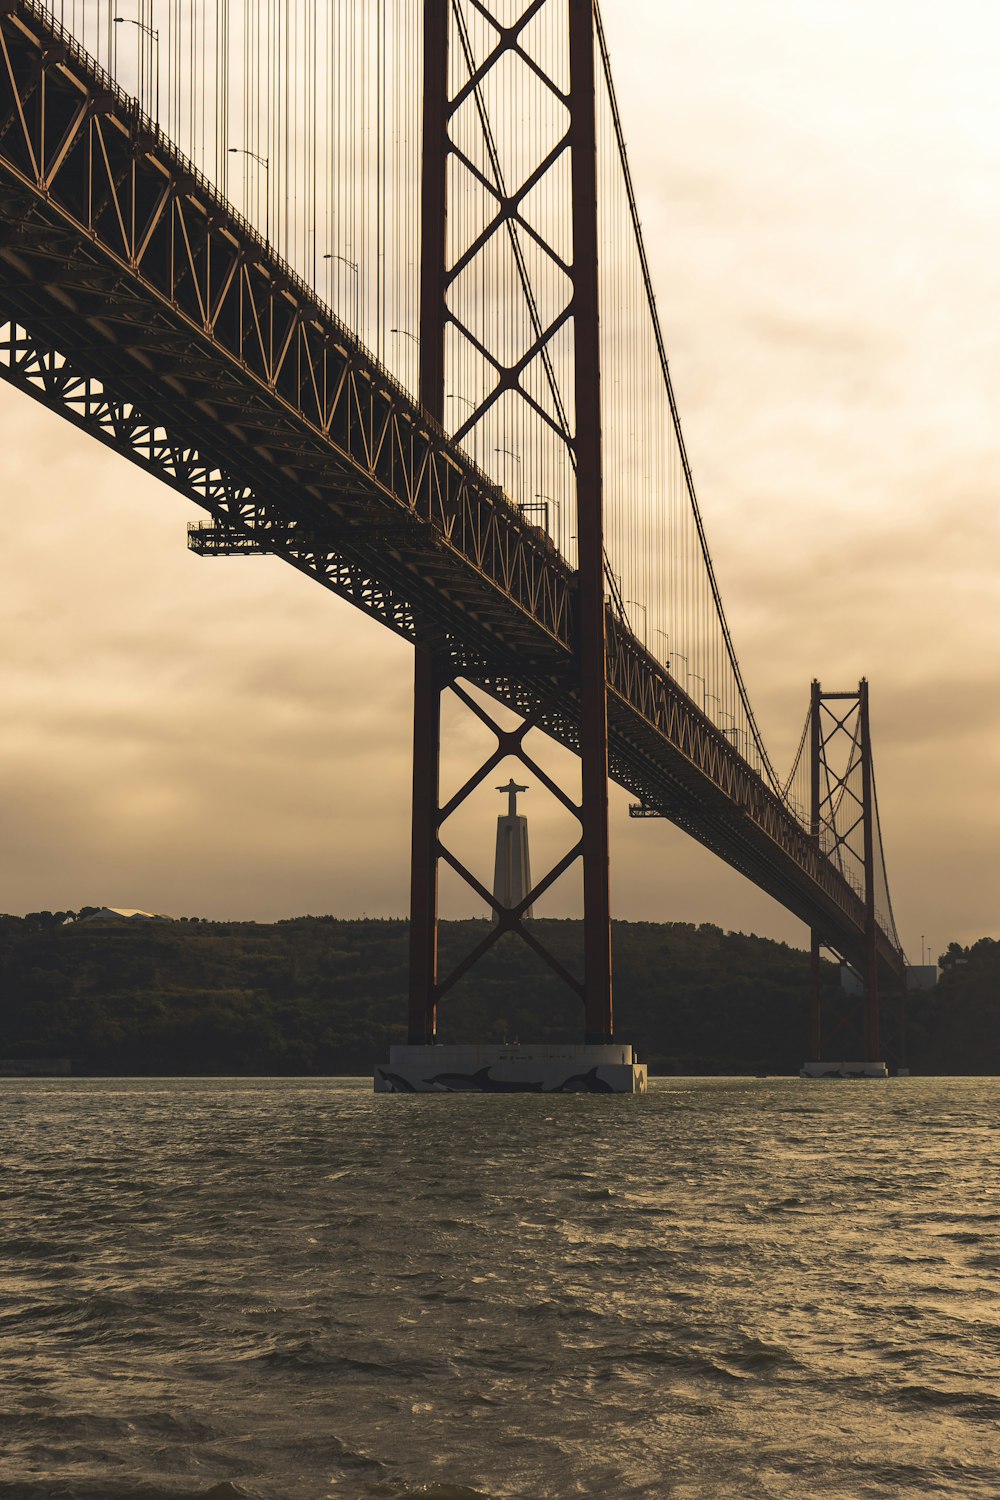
left=493, top=811, right=533, bottom=919
left=492, top=777, right=532, bottom=919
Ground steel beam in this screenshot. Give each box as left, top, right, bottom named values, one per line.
left=408, top=649, right=442, bottom=1045
left=859, top=678, right=881, bottom=1060
left=569, top=0, right=614, bottom=1044
left=406, top=0, right=451, bottom=1045
left=809, top=679, right=821, bottom=1058
left=809, top=933, right=822, bottom=1059
left=0, top=1, right=906, bottom=996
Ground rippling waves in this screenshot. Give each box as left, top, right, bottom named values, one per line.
left=1, top=1077, right=998, bottom=1498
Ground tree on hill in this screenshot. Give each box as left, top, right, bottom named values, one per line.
left=0, top=913, right=993, bottom=1075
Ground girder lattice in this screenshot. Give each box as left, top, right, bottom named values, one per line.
left=0, top=0, right=905, bottom=984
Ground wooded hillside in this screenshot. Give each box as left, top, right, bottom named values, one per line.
left=0, top=912, right=988, bottom=1074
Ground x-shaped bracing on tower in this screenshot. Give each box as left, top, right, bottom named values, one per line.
left=417, top=670, right=589, bottom=1023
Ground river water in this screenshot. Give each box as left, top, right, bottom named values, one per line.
left=1, top=1077, right=998, bottom=1499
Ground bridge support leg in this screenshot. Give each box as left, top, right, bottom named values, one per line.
left=404, top=0, right=615, bottom=1048
left=863, top=942, right=880, bottom=1061
left=406, top=0, right=449, bottom=1047
left=809, top=932, right=822, bottom=1059
left=407, top=649, right=441, bottom=1045
left=860, top=679, right=881, bottom=1061
left=570, top=0, right=613, bottom=1045
left=808, top=683, right=822, bottom=1059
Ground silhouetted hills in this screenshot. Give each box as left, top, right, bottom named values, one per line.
left=0, top=911, right=989, bottom=1075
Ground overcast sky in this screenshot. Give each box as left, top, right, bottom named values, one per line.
left=0, top=0, right=997, bottom=961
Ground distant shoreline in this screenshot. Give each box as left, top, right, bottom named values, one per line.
left=1, top=913, right=992, bottom=1075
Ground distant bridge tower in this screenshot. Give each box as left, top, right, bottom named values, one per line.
left=493, top=781, right=533, bottom=921
left=806, top=678, right=904, bottom=1075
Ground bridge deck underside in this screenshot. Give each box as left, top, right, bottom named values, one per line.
left=0, top=1, right=902, bottom=982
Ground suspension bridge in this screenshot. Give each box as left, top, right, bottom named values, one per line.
left=0, top=0, right=907, bottom=1073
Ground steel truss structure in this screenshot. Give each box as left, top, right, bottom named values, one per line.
left=407, top=667, right=593, bottom=1046
left=0, top=0, right=904, bottom=1011
left=807, top=681, right=904, bottom=1062
left=409, top=0, right=616, bottom=1044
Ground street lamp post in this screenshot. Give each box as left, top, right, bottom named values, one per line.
left=228, top=148, right=270, bottom=242
left=495, top=446, right=522, bottom=506
left=446, top=393, right=477, bottom=463
left=390, top=328, right=420, bottom=379
left=324, top=254, right=360, bottom=329
left=113, top=13, right=159, bottom=120
left=522, top=492, right=560, bottom=540
left=624, top=599, right=647, bottom=648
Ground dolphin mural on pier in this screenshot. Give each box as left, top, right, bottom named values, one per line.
left=423, top=1066, right=545, bottom=1093
left=550, top=1067, right=616, bottom=1093
left=374, top=1069, right=417, bottom=1093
